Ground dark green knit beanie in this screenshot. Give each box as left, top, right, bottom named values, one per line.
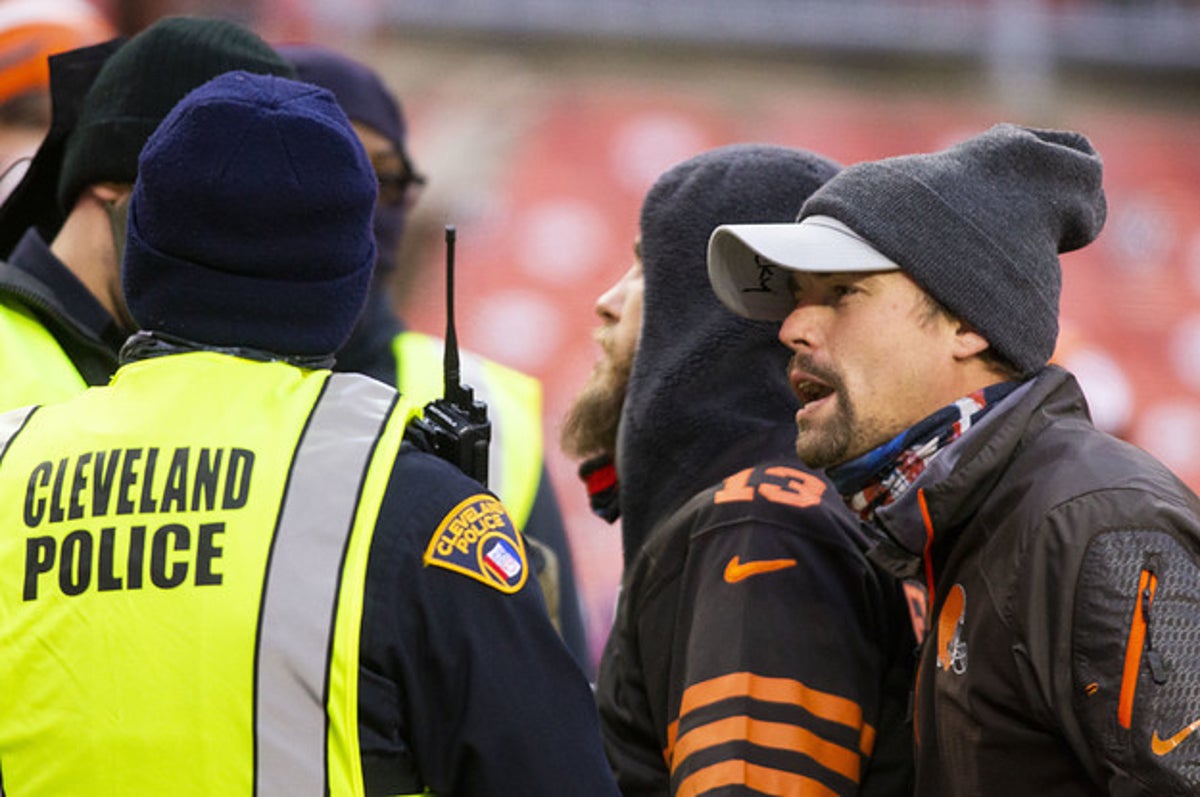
left=57, top=15, right=294, bottom=210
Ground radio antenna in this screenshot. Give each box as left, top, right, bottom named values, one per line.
left=411, top=224, right=491, bottom=486
left=442, top=225, right=462, bottom=400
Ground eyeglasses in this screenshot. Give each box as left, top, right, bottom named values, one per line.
left=373, top=153, right=426, bottom=210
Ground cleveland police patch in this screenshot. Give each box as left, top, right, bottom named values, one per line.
left=423, top=494, right=528, bottom=593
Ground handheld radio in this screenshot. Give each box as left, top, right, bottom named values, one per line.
left=411, top=225, right=492, bottom=486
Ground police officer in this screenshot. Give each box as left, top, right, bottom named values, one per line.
left=0, top=16, right=295, bottom=412
left=279, top=44, right=590, bottom=672
left=0, top=70, right=618, bottom=797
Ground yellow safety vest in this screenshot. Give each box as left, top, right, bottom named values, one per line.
left=0, top=297, right=87, bottom=412
left=394, top=331, right=542, bottom=529
left=0, top=352, right=416, bottom=797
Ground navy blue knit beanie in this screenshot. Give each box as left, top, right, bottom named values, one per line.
left=278, top=44, right=407, bottom=155
left=123, top=70, right=377, bottom=356
left=278, top=43, right=415, bottom=281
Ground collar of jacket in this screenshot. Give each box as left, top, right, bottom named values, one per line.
left=329, top=286, right=403, bottom=382
left=870, top=371, right=1058, bottom=576
left=119, top=329, right=336, bottom=370
left=0, top=229, right=125, bottom=382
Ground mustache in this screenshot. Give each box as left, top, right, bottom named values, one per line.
left=788, top=353, right=844, bottom=393
left=593, top=325, right=625, bottom=364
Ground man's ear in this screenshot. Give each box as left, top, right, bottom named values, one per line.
left=952, top=321, right=991, bottom=361
left=89, top=182, right=131, bottom=203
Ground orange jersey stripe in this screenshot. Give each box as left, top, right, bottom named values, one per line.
left=664, top=672, right=873, bottom=765
left=676, top=759, right=840, bottom=797
left=859, top=722, right=876, bottom=759
left=671, top=715, right=862, bottom=783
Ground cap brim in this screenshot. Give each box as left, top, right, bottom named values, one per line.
left=707, top=215, right=899, bottom=320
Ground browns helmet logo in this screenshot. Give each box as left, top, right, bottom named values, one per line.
left=936, top=584, right=968, bottom=675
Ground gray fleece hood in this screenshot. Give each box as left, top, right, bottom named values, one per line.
left=616, top=143, right=840, bottom=564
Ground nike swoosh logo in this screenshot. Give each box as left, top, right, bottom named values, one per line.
left=1152, top=718, right=1200, bottom=756
left=724, top=556, right=797, bottom=584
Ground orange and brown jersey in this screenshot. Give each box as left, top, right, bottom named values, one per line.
left=596, top=459, right=916, bottom=796
left=664, top=672, right=877, bottom=796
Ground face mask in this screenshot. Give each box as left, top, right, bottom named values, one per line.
left=372, top=199, right=405, bottom=280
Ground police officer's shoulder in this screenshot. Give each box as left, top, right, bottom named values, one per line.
left=385, top=441, right=530, bottom=596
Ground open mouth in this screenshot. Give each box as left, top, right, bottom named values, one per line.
left=795, top=380, right=835, bottom=409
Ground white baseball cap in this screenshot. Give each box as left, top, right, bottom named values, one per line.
left=707, top=214, right=899, bottom=321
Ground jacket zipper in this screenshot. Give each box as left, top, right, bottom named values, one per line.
left=1118, top=567, right=1163, bottom=729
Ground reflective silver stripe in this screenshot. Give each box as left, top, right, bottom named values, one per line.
left=0, top=405, right=36, bottom=464
left=256, top=374, right=397, bottom=796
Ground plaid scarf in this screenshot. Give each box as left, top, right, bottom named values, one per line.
left=828, top=381, right=1019, bottom=521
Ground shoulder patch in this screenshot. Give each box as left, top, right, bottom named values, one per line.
left=424, top=493, right=528, bottom=593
